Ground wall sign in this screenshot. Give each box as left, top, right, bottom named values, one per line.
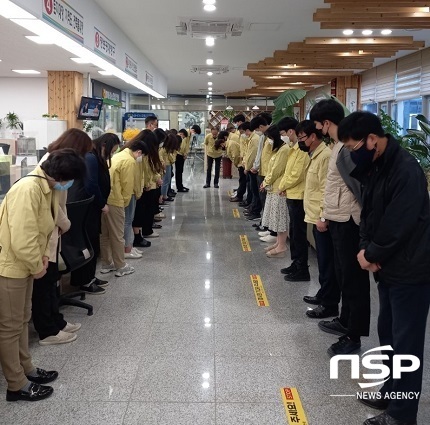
left=145, top=71, right=154, bottom=88
left=94, top=27, right=116, bottom=64
left=125, top=54, right=138, bottom=79
left=42, top=0, right=84, bottom=44
left=102, top=88, right=120, bottom=102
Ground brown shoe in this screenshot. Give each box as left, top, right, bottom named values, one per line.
left=229, top=197, right=242, bottom=202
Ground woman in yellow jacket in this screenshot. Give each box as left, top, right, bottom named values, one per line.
left=203, top=127, right=222, bottom=188
left=0, top=149, right=85, bottom=402
left=260, top=125, right=291, bottom=258
left=159, top=133, right=180, bottom=202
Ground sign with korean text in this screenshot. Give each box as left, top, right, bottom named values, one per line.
left=42, top=0, right=84, bottom=44
left=102, top=88, right=120, bottom=103
left=233, top=209, right=240, bottom=218
left=281, top=387, right=308, bottom=425
left=250, top=274, right=269, bottom=306
left=240, top=235, right=251, bottom=252
left=94, top=27, right=116, bottom=64
left=145, top=71, right=154, bottom=88
left=125, top=54, right=138, bottom=79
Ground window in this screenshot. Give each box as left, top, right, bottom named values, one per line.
left=393, top=98, right=422, bottom=134
left=363, top=103, right=378, bottom=114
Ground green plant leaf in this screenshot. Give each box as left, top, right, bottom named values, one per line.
left=272, top=89, right=306, bottom=123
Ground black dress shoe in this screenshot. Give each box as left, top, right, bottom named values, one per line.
left=357, top=394, right=390, bottom=411
left=363, top=412, right=416, bottom=425
left=152, top=224, right=162, bottom=229
left=94, top=277, right=109, bottom=288
left=6, top=382, right=54, bottom=402
left=318, top=317, right=348, bottom=336
left=328, top=335, right=361, bottom=356
left=281, top=263, right=297, bottom=275
left=303, top=295, right=321, bottom=305
left=26, top=368, right=58, bottom=385
left=214, top=184, right=219, bottom=188
left=164, top=197, right=175, bottom=202
left=230, top=197, right=242, bottom=202
left=203, top=184, right=210, bottom=188
left=306, top=305, right=338, bottom=319
left=177, top=188, right=188, bottom=192
left=284, top=268, right=310, bottom=282
left=133, top=239, right=151, bottom=248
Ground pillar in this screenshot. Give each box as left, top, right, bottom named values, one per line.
left=334, top=75, right=361, bottom=107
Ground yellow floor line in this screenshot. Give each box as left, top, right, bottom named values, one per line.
left=281, top=387, right=309, bottom=425
left=240, top=235, right=251, bottom=251
left=233, top=208, right=240, bottom=218
left=250, top=274, right=269, bottom=306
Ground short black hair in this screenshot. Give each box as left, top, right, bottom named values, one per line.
left=169, top=129, right=178, bottom=135
left=278, top=117, right=299, bottom=133
left=295, top=120, right=323, bottom=140
left=178, top=128, right=188, bottom=137
left=257, top=112, right=272, bottom=125
left=153, top=128, right=167, bottom=145
left=309, top=99, right=345, bottom=125
left=145, top=115, right=158, bottom=125
left=41, top=148, right=86, bottom=181
left=128, top=139, right=149, bottom=154
left=191, top=124, right=202, bottom=134
left=250, top=116, right=268, bottom=131
left=238, top=122, right=251, bottom=132
left=232, top=114, right=245, bottom=123
left=338, top=111, right=385, bottom=143
left=265, top=124, right=283, bottom=152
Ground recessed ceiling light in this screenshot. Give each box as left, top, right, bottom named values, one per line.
left=252, top=105, right=260, bottom=110
left=207, top=71, right=213, bottom=76
left=206, top=95, right=210, bottom=98
left=208, top=87, right=213, bottom=91
left=203, top=0, right=216, bottom=4
left=343, top=29, right=354, bottom=36
left=205, top=37, right=215, bottom=47
left=12, top=69, right=40, bottom=74
left=206, top=58, right=214, bottom=65
left=98, top=70, right=113, bottom=75
left=25, top=35, right=54, bottom=44
left=208, top=81, right=213, bottom=86
left=203, top=4, right=216, bottom=11
left=70, top=57, right=91, bottom=64
left=381, top=29, right=392, bottom=35
left=362, top=30, right=373, bottom=36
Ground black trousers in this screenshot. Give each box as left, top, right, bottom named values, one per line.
left=236, top=166, right=247, bottom=200
left=248, top=172, right=262, bottom=215
left=378, top=281, right=430, bottom=421
left=245, top=173, right=253, bottom=204
left=133, top=189, right=157, bottom=236
left=71, top=204, right=101, bottom=287
left=32, top=262, right=66, bottom=340
left=330, top=219, right=371, bottom=337
left=206, top=156, right=221, bottom=185
left=257, top=175, right=266, bottom=211
left=286, top=199, right=308, bottom=268
left=175, top=154, right=185, bottom=190
left=312, top=225, right=340, bottom=308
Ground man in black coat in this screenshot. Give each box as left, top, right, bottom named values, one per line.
left=338, top=111, right=430, bottom=425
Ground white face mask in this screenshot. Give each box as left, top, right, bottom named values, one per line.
left=240, top=134, right=246, bottom=139
left=136, top=155, right=143, bottom=163
left=255, top=130, right=263, bottom=136
left=281, top=135, right=290, bottom=143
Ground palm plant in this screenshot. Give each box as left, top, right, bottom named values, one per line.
left=271, top=89, right=307, bottom=123
left=5, top=112, right=23, bottom=130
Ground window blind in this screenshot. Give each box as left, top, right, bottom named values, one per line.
left=396, top=52, right=421, bottom=101
left=360, top=68, right=377, bottom=104
left=375, top=61, right=396, bottom=102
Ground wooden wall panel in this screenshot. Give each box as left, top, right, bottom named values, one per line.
left=335, top=75, right=361, bottom=105
left=48, top=71, right=83, bottom=130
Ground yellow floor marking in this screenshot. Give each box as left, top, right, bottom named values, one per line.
left=281, top=387, right=309, bottom=425
left=240, top=235, right=251, bottom=252
left=250, top=274, right=269, bottom=306
left=233, top=208, right=240, bottom=218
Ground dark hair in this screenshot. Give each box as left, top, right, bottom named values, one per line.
left=338, top=111, right=385, bottom=143
left=153, top=128, right=167, bottom=146
left=295, top=120, right=324, bottom=140
left=133, top=129, right=164, bottom=173
left=250, top=116, right=268, bottom=131
left=214, top=131, right=229, bottom=149
left=48, top=128, right=92, bottom=156
left=145, top=115, right=158, bottom=125
left=211, top=126, right=219, bottom=132
left=257, top=112, right=272, bottom=125
left=238, top=122, right=251, bottom=132
left=163, top=133, right=180, bottom=154
left=218, top=130, right=229, bottom=140
left=265, top=124, right=283, bottom=152
left=233, top=114, right=245, bottom=123
left=278, top=117, right=299, bottom=133
left=41, top=148, right=86, bottom=181
left=169, top=129, right=178, bottom=135
left=178, top=128, right=188, bottom=137
left=309, top=99, right=345, bottom=125
left=191, top=124, right=202, bottom=135
left=176, top=135, right=183, bottom=150
left=92, top=133, right=120, bottom=170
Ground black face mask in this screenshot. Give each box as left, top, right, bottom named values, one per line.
left=350, top=143, right=376, bottom=175
left=298, top=140, right=310, bottom=152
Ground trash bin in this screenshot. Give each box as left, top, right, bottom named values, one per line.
left=222, top=156, right=232, bottom=179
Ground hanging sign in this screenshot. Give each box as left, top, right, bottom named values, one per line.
left=94, top=27, right=116, bottom=64
left=125, top=54, right=138, bottom=79
left=146, top=71, right=154, bottom=88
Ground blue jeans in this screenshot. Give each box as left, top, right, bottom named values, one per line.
left=124, top=195, right=136, bottom=248
left=162, top=165, right=172, bottom=197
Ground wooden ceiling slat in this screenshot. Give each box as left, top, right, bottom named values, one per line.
left=325, top=0, right=430, bottom=5
left=328, top=6, right=430, bottom=13
left=304, top=36, right=417, bottom=45
left=315, top=10, right=430, bottom=19
left=321, top=22, right=430, bottom=29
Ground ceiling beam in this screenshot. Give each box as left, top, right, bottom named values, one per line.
left=304, top=36, right=420, bottom=45
left=325, top=0, right=430, bottom=5
left=321, top=22, right=430, bottom=29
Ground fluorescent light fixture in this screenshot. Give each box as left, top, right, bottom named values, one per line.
left=362, top=30, right=373, bottom=36
left=203, top=0, right=216, bottom=4
left=207, top=71, right=213, bottom=76
left=151, top=105, right=156, bottom=110
left=70, top=57, right=91, bottom=64
left=12, top=69, right=40, bottom=74
left=25, top=35, right=54, bottom=44
left=98, top=70, right=113, bottom=76
left=205, top=37, right=215, bottom=47
left=252, top=105, right=260, bottom=110
left=204, top=4, right=216, bottom=11
left=0, top=1, right=35, bottom=19
left=381, top=29, right=392, bottom=35
left=343, top=29, right=354, bottom=36
left=206, top=58, right=214, bottom=65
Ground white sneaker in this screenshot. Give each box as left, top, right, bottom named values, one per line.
left=62, top=322, right=81, bottom=333
left=100, top=263, right=116, bottom=274
left=230, top=191, right=238, bottom=199
left=258, top=231, right=271, bottom=237
left=131, top=247, right=143, bottom=256
left=125, top=250, right=142, bottom=259
left=155, top=212, right=165, bottom=219
left=39, top=330, right=77, bottom=346
left=115, top=264, right=135, bottom=277
left=260, top=235, right=278, bottom=243
left=143, top=232, right=159, bottom=238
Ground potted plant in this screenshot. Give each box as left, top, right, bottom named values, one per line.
left=5, top=112, right=23, bottom=130
left=271, top=89, right=307, bottom=123
left=42, top=113, right=50, bottom=119
left=51, top=114, right=58, bottom=119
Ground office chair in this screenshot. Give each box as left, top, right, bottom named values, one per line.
left=59, top=196, right=95, bottom=316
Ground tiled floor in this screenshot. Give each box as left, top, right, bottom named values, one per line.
left=1, top=161, right=429, bottom=424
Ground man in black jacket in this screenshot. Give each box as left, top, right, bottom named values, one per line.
left=338, top=111, right=430, bottom=425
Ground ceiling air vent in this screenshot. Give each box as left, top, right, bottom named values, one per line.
left=176, top=18, right=243, bottom=39
left=191, top=65, right=229, bottom=74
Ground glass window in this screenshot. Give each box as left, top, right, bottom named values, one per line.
left=363, top=103, right=378, bottom=114
left=394, top=98, right=422, bottom=134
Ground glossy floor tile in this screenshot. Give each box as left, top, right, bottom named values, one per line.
left=0, top=162, right=429, bottom=424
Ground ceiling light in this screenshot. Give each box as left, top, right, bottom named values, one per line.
left=205, top=37, right=215, bottom=47
left=206, top=95, right=210, bottom=98
left=70, top=57, right=91, bottom=64
left=203, top=4, right=216, bottom=11
left=381, top=29, right=392, bottom=35
left=362, top=30, right=373, bottom=36
left=226, top=105, right=233, bottom=110
left=207, top=71, right=213, bottom=76
left=12, top=69, right=40, bottom=74
left=206, top=59, right=214, bottom=65
left=343, top=29, right=354, bottom=36
left=0, top=1, right=35, bottom=19
left=208, top=88, right=213, bottom=92
left=203, top=0, right=216, bottom=4
left=98, top=70, right=113, bottom=76
left=25, top=36, right=54, bottom=44
left=252, top=105, right=260, bottom=110
left=208, top=82, right=213, bottom=86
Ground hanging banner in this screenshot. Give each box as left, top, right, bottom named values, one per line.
left=42, top=0, right=84, bottom=44
left=146, top=71, right=154, bottom=88
left=125, top=54, right=138, bottom=79
left=94, top=27, right=116, bottom=64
